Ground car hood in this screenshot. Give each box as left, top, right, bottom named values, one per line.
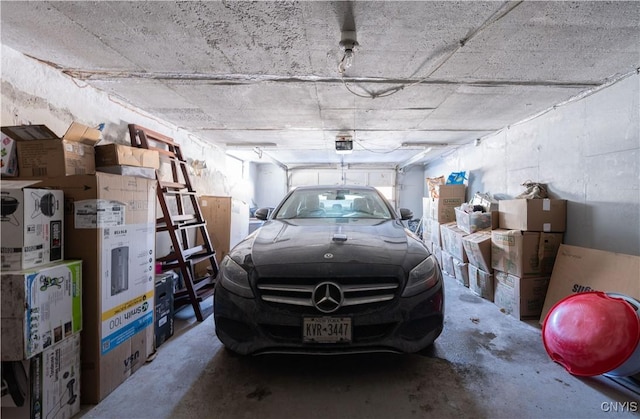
left=237, top=219, right=427, bottom=271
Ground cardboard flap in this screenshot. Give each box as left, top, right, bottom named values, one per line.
left=1, top=125, right=58, bottom=141
left=62, top=122, right=101, bottom=145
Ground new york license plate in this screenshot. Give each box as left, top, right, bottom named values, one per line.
left=303, top=317, right=352, bottom=343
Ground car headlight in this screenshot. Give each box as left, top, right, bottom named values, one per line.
left=218, top=255, right=254, bottom=298
left=402, top=255, right=441, bottom=297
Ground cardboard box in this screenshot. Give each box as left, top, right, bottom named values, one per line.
left=538, top=232, right=564, bottom=275
left=428, top=197, right=465, bottom=223
left=455, top=207, right=492, bottom=234
left=540, top=245, right=640, bottom=323
left=13, top=122, right=100, bottom=178
left=435, top=184, right=466, bottom=199
left=462, top=230, right=492, bottom=272
left=491, top=230, right=563, bottom=277
left=453, top=259, right=469, bottom=287
left=1, top=132, right=18, bottom=177
left=468, top=264, right=494, bottom=301
left=441, top=250, right=455, bottom=278
left=34, top=173, right=156, bottom=404
left=154, top=274, right=174, bottom=349
left=95, top=144, right=160, bottom=169
left=499, top=198, right=567, bottom=232
left=1, top=260, right=82, bottom=361
left=432, top=244, right=443, bottom=269
left=1, top=181, right=64, bottom=271
left=429, top=219, right=442, bottom=247
left=494, top=271, right=550, bottom=320
left=1, top=334, right=81, bottom=419
left=440, top=222, right=468, bottom=262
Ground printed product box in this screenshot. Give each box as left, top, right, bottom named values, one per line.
left=1, top=132, right=18, bottom=177
left=11, top=122, right=100, bottom=178
left=1, top=260, right=82, bottom=361
left=1, top=334, right=81, bottom=419
left=498, top=199, right=567, bottom=232
left=428, top=197, right=466, bottom=223
left=440, top=222, right=468, bottom=262
left=34, top=173, right=156, bottom=404
left=154, top=274, right=175, bottom=349
left=540, top=245, right=640, bottom=323
left=454, top=207, right=493, bottom=234
left=468, top=264, right=494, bottom=301
left=494, top=271, right=550, bottom=320
left=491, top=230, right=563, bottom=277
left=462, top=230, right=492, bottom=272
left=441, top=250, right=455, bottom=278
left=1, top=181, right=63, bottom=271
left=94, top=144, right=160, bottom=169
left=453, top=259, right=469, bottom=287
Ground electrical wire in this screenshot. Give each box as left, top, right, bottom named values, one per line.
left=339, top=1, right=524, bottom=100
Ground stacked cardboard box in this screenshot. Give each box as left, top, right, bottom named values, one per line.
left=440, top=222, right=469, bottom=285
left=423, top=184, right=467, bottom=280
left=95, top=143, right=160, bottom=180
left=35, top=173, right=157, bottom=404
left=3, top=123, right=101, bottom=178
left=462, top=230, right=494, bottom=301
left=492, top=198, right=567, bottom=319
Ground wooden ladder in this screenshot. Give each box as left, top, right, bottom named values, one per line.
left=128, top=124, right=218, bottom=321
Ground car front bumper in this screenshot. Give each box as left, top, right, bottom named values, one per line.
left=213, top=279, right=444, bottom=355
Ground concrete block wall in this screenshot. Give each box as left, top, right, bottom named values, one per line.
left=424, top=72, right=640, bottom=256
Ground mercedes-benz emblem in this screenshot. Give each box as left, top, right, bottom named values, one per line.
left=323, top=253, right=334, bottom=259
left=312, top=282, right=343, bottom=313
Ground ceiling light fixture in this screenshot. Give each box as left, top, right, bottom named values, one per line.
left=397, top=147, right=433, bottom=172
left=338, top=30, right=359, bottom=74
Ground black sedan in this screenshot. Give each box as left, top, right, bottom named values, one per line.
left=213, top=185, right=444, bottom=355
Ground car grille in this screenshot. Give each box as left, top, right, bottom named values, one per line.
left=256, top=276, right=400, bottom=314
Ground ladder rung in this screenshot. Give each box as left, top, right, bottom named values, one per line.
left=188, top=253, right=216, bottom=266
left=156, top=221, right=206, bottom=232
left=154, top=148, right=176, bottom=157
left=163, top=189, right=197, bottom=196
left=160, top=181, right=187, bottom=189
left=129, top=124, right=176, bottom=145
left=182, top=245, right=207, bottom=258
left=171, top=214, right=197, bottom=223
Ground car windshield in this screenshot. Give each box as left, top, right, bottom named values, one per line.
left=273, top=188, right=393, bottom=220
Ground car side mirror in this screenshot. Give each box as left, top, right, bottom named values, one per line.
left=254, top=207, right=270, bottom=220
left=399, top=208, right=413, bottom=220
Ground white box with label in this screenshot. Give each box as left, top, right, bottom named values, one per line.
left=1, top=181, right=64, bottom=271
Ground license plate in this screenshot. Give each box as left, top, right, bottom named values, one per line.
left=303, top=317, right=352, bottom=343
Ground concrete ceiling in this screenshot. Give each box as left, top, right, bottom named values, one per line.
left=1, top=1, right=638, bottom=169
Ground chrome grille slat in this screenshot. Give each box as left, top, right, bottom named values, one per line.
left=342, top=295, right=395, bottom=306
left=261, top=295, right=313, bottom=306
left=257, top=277, right=400, bottom=311
left=342, top=283, right=398, bottom=292
left=257, top=284, right=315, bottom=292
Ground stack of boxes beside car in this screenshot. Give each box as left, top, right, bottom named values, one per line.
left=1, top=122, right=166, bottom=412
left=422, top=179, right=567, bottom=322
left=1, top=180, right=82, bottom=419
left=492, top=199, right=566, bottom=320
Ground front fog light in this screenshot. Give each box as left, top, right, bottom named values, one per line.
left=402, top=255, right=441, bottom=297
left=219, top=256, right=254, bottom=298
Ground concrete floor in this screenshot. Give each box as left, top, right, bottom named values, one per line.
left=78, top=276, right=640, bottom=419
